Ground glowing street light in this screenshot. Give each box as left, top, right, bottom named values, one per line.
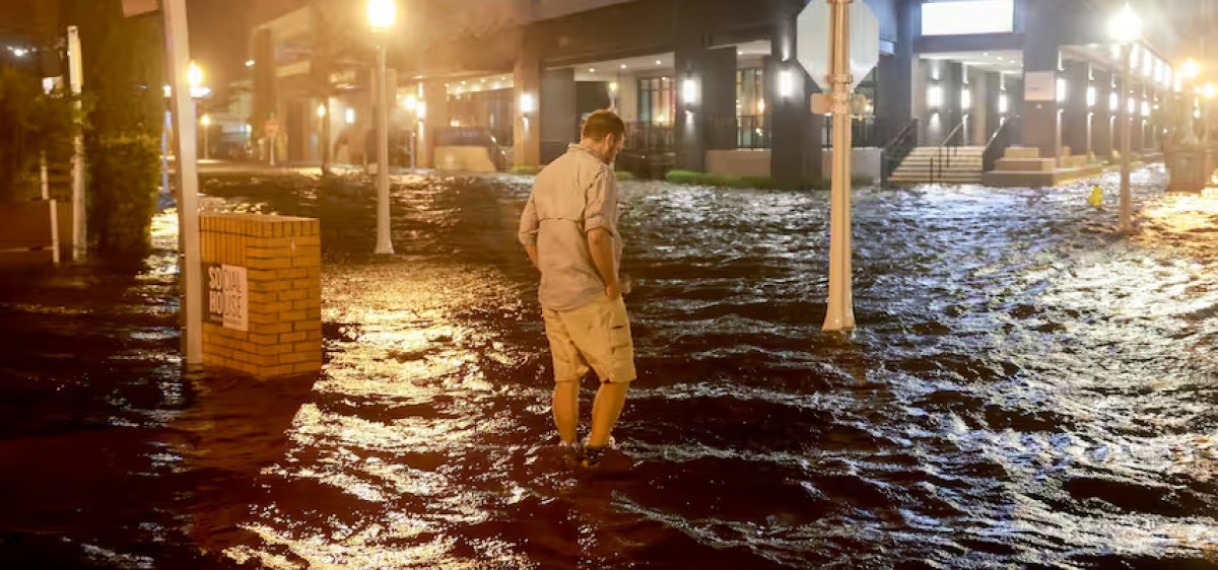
left=187, top=61, right=204, bottom=87
left=1108, top=3, right=1141, bottom=44
left=367, top=0, right=397, bottom=30
left=1182, top=58, right=1200, bottom=81
left=367, top=0, right=397, bottom=255
left=1109, top=3, right=1141, bottom=233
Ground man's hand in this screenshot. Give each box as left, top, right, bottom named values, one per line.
left=620, top=273, right=633, bottom=296
left=524, top=244, right=539, bottom=269
left=587, top=228, right=620, bottom=300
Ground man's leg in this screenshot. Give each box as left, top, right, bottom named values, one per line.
left=552, top=380, right=580, bottom=445
left=587, top=380, right=630, bottom=448
left=543, top=308, right=588, bottom=445
left=569, top=297, right=637, bottom=456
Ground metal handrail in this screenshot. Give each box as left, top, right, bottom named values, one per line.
left=880, top=119, right=919, bottom=186
left=982, top=116, right=1019, bottom=171
left=933, top=119, right=968, bottom=183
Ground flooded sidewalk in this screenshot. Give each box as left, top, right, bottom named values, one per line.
left=1, top=167, right=1217, bottom=568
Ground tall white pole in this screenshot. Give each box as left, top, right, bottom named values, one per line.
left=162, top=0, right=204, bottom=365
left=42, top=151, right=60, bottom=265
left=162, top=111, right=172, bottom=195
left=823, top=0, right=856, bottom=332
left=67, top=26, right=86, bottom=262
left=374, top=43, right=395, bottom=254
left=1119, top=43, right=1132, bottom=233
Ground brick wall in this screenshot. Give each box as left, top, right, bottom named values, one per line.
left=200, top=214, right=322, bottom=378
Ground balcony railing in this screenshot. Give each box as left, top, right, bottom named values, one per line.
left=706, top=115, right=771, bottom=150
left=822, top=117, right=883, bottom=148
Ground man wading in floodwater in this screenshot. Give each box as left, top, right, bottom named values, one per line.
left=518, top=109, right=636, bottom=468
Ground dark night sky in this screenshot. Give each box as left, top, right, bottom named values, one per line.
left=187, top=0, right=259, bottom=99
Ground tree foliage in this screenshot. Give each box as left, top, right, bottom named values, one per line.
left=0, top=65, right=81, bottom=202
left=62, top=0, right=166, bottom=259
left=64, top=0, right=165, bottom=139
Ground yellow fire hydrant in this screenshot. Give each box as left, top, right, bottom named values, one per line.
left=1088, top=186, right=1104, bottom=207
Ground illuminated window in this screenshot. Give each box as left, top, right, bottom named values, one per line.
left=638, top=77, right=675, bottom=125
left=921, top=0, right=1015, bottom=36
left=736, top=68, right=768, bottom=149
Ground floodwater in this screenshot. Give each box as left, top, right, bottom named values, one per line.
left=1, top=165, right=1217, bottom=569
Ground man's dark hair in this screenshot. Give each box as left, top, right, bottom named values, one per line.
left=581, top=109, right=626, bottom=142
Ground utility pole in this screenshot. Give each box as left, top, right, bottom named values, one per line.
left=823, top=0, right=855, bottom=332
left=161, top=0, right=204, bottom=364
left=67, top=26, right=86, bottom=262
left=1118, top=43, right=1132, bottom=232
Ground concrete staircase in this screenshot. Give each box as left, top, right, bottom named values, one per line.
left=889, top=146, right=985, bottom=185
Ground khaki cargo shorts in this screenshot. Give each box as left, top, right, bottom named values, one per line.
left=542, top=295, right=636, bottom=384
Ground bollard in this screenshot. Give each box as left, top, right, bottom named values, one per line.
left=199, top=214, right=322, bottom=378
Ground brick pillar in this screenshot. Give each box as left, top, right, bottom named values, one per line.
left=514, top=39, right=542, bottom=168
left=769, top=17, right=821, bottom=186
left=1062, top=61, right=1090, bottom=158
left=1020, top=5, right=1061, bottom=160
left=1092, top=68, right=1113, bottom=159
left=419, top=80, right=449, bottom=169
left=540, top=68, right=576, bottom=164
left=200, top=214, right=322, bottom=379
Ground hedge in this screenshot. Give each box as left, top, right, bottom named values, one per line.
left=89, top=135, right=160, bottom=260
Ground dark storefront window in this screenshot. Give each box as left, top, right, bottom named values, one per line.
left=823, top=66, right=880, bottom=147
left=736, top=67, right=769, bottom=148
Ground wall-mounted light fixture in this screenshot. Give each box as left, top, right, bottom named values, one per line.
left=927, top=84, right=943, bottom=109
left=998, top=94, right=1009, bottom=114
left=778, top=70, right=795, bottom=98
left=1087, top=85, right=1097, bottom=108
left=682, top=77, right=698, bottom=106
left=345, top=108, right=356, bottom=125
left=961, top=88, right=972, bottom=110
left=317, top=103, right=327, bottom=118
left=1141, top=100, right=1150, bottom=117
left=1056, top=77, right=1067, bottom=103
left=1109, top=92, right=1118, bottom=112
left=520, top=92, right=536, bottom=114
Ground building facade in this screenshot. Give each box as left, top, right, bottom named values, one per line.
left=248, top=0, right=1201, bottom=184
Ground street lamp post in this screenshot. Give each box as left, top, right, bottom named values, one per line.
left=368, top=0, right=396, bottom=255
left=1109, top=4, right=1141, bottom=233
left=200, top=114, right=211, bottom=160
left=1203, top=82, right=1217, bottom=144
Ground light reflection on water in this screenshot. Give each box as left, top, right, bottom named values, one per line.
left=1, top=166, right=1217, bottom=568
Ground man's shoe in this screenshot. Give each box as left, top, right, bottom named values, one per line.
left=580, top=445, right=606, bottom=468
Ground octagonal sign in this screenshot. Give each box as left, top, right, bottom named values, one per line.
left=796, top=1, right=880, bottom=91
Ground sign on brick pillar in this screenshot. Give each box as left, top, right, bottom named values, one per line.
left=199, top=214, right=323, bottom=379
